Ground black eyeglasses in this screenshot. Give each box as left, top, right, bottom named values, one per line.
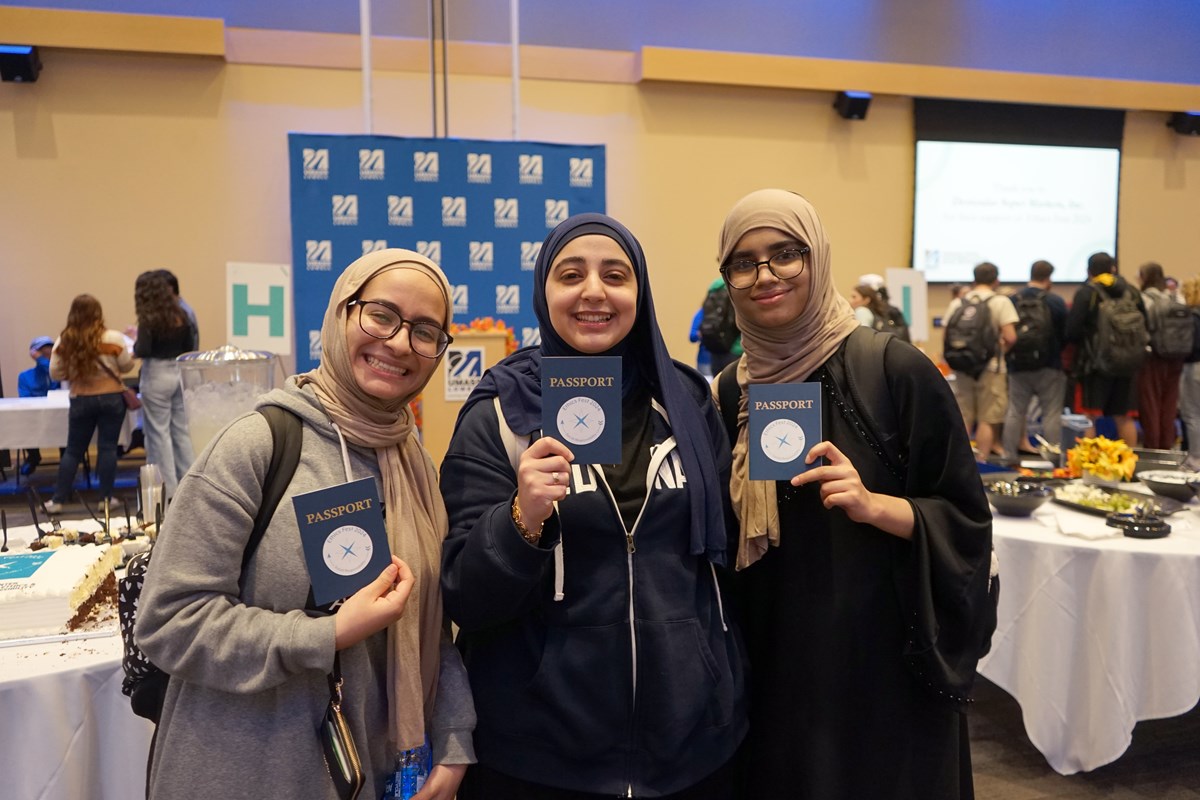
left=347, top=300, right=453, bottom=358
left=721, top=246, right=811, bottom=289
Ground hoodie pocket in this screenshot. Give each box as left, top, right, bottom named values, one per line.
left=517, top=622, right=630, bottom=758
left=636, top=618, right=730, bottom=764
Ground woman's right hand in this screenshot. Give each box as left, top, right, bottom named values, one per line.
left=515, top=436, right=574, bottom=533
left=334, top=555, right=414, bottom=650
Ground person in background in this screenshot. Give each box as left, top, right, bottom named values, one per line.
left=1001, top=260, right=1067, bottom=461
left=1177, top=277, right=1200, bottom=471
left=441, top=213, right=746, bottom=799
left=136, top=249, right=475, bottom=800
left=945, top=262, right=1019, bottom=460
left=690, top=300, right=713, bottom=377
left=713, top=189, right=993, bottom=799
left=44, top=295, right=133, bottom=513
left=848, top=283, right=889, bottom=329
left=134, top=270, right=199, bottom=500
left=1165, top=275, right=1182, bottom=302
left=1066, top=252, right=1146, bottom=446
left=157, top=269, right=200, bottom=348
left=695, top=277, right=742, bottom=376
left=17, top=335, right=62, bottom=475
left=1137, top=262, right=1185, bottom=450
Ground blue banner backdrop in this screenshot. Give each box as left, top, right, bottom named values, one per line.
left=287, top=134, right=606, bottom=373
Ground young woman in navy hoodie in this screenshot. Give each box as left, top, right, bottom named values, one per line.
left=441, top=213, right=746, bottom=799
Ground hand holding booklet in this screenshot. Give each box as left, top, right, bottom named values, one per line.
left=292, top=477, right=391, bottom=606
left=748, top=383, right=823, bottom=481
left=541, top=356, right=622, bottom=465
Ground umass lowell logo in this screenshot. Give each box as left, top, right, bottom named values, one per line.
left=494, top=198, right=519, bottom=229
left=302, top=148, right=328, bottom=179
left=416, top=240, right=442, bottom=265
left=545, top=199, right=569, bottom=228
left=518, top=154, right=543, bottom=185
left=305, top=240, right=332, bottom=271
left=414, top=151, right=439, bottom=183
left=361, top=239, right=388, bottom=255
left=496, top=285, right=520, bottom=315
left=451, top=285, right=469, bottom=316
left=569, top=157, right=594, bottom=188
left=387, top=195, right=413, bottom=227
left=332, top=194, right=358, bottom=226
left=359, top=148, right=385, bottom=180
left=468, top=241, right=494, bottom=272
left=520, top=241, right=542, bottom=271
left=442, top=196, right=467, bottom=227
left=467, top=152, right=492, bottom=184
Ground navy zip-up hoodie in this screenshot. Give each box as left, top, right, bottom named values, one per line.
left=440, top=365, right=747, bottom=796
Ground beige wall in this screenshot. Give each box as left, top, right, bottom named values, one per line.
left=2, top=49, right=1199, bottom=393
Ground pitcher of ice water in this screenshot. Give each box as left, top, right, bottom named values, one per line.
left=177, top=345, right=280, bottom=456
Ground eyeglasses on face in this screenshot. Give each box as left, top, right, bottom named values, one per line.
left=347, top=299, right=453, bottom=358
left=720, top=246, right=811, bottom=289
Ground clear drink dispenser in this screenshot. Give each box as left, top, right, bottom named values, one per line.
left=177, top=345, right=279, bottom=455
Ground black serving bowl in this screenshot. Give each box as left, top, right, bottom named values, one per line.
left=985, top=482, right=1055, bottom=517
left=1136, top=470, right=1200, bottom=503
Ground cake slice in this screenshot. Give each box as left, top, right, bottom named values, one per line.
left=0, top=544, right=123, bottom=639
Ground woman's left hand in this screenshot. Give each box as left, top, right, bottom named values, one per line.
left=791, top=441, right=914, bottom=539
left=411, top=763, right=467, bottom=800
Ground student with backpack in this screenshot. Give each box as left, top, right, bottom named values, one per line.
left=696, top=277, right=742, bottom=374
left=943, top=262, right=1019, bottom=460
left=1176, top=277, right=1200, bottom=471
left=1065, top=252, right=1148, bottom=446
left=1001, top=260, right=1068, bottom=460
left=1137, top=261, right=1189, bottom=449
left=135, top=250, right=475, bottom=800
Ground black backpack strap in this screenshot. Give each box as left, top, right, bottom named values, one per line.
left=241, top=406, right=303, bottom=573
left=715, top=358, right=741, bottom=445
left=827, top=327, right=906, bottom=482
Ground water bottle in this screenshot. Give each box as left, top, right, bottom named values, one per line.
left=389, top=740, right=429, bottom=799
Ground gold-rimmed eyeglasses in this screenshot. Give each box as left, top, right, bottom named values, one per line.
left=720, top=246, right=810, bottom=289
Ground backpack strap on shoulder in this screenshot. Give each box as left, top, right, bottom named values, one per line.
left=243, top=406, right=303, bottom=573
left=828, top=328, right=906, bottom=481
left=715, top=358, right=741, bottom=445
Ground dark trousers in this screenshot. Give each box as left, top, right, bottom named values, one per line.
left=54, top=392, right=126, bottom=501
left=458, top=759, right=735, bottom=800
left=1138, top=355, right=1184, bottom=450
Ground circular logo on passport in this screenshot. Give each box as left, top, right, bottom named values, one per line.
left=322, top=525, right=374, bottom=576
left=555, top=396, right=606, bottom=446
left=760, top=419, right=805, bottom=464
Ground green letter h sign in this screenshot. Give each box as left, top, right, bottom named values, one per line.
left=232, top=284, right=285, bottom=336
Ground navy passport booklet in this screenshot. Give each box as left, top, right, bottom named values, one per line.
left=748, top=383, right=823, bottom=480
left=292, top=477, right=391, bottom=606
left=541, top=356, right=622, bottom=465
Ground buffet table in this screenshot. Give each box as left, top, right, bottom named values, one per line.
left=979, top=498, right=1200, bottom=774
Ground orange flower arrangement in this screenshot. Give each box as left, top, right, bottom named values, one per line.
left=449, top=316, right=521, bottom=355
left=1065, top=436, right=1138, bottom=482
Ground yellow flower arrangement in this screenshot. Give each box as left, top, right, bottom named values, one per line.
left=1066, top=436, right=1138, bottom=482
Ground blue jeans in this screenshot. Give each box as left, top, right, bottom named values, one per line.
left=54, top=392, right=126, bottom=502
left=139, top=358, right=195, bottom=497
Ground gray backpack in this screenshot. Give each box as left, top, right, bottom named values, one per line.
left=1146, top=291, right=1193, bottom=360
left=1087, top=286, right=1149, bottom=377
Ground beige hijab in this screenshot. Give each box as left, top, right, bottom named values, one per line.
left=295, top=248, right=452, bottom=751
left=716, top=189, right=860, bottom=569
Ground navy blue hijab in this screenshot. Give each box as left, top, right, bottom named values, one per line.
left=461, top=212, right=728, bottom=565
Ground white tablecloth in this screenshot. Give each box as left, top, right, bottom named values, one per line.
left=0, top=520, right=154, bottom=799
left=979, top=500, right=1200, bottom=774
left=0, top=393, right=139, bottom=451
left=0, top=633, right=154, bottom=800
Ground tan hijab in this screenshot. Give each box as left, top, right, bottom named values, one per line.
left=716, top=189, right=860, bottom=569
left=295, top=248, right=452, bottom=751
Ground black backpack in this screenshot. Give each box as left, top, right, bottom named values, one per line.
left=119, top=406, right=302, bottom=723
left=943, top=294, right=996, bottom=379
left=1007, top=289, right=1054, bottom=372
left=1146, top=291, right=1194, bottom=359
left=872, top=306, right=911, bottom=343
left=1086, top=286, right=1149, bottom=377
left=1185, top=308, right=1200, bottom=364
left=699, top=285, right=739, bottom=354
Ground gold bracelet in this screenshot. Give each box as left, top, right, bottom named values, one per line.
left=511, top=498, right=543, bottom=544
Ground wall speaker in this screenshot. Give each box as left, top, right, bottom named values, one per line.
left=0, top=45, right=42, bottom=83
left=833, top=91, right=871, bottom=120
left=1167, top=112, right=1200, bottom=136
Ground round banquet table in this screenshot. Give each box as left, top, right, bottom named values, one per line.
left=978, top=497, right=1200, bottom=775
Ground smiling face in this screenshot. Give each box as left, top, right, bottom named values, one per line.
left=724, top=226, right=812, bottom=330
left=545, top=234, right=638, bottom=354
left=848, top=289, right=866, bottom=308
left=345, top=268, right=446, bottom=402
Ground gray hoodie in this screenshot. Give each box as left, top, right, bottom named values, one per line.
left=137, top=381, right=474, bottom=799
